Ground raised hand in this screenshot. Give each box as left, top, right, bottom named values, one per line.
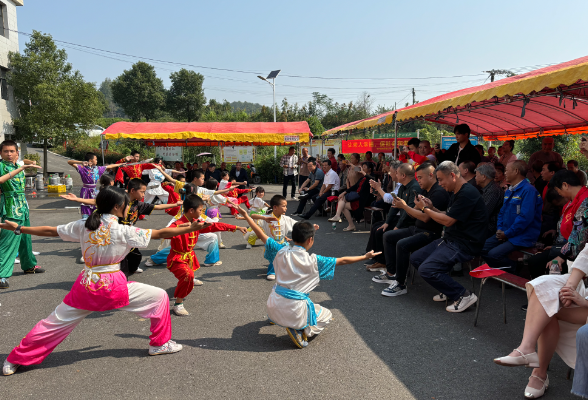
left=369, top=179, right=381, bottom=190
left=176, top=199, right=184, bottom=206
left=313, top=224, right=320, bottom=231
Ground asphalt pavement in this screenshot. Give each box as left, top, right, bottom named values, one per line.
left=0, top=149, right=578, bottom=399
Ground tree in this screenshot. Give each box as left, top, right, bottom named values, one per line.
left=166, top=69, right=206, bottom=122
left=99, top=78, right=126, bottom=118
left=111, top=61, right=165, bottom=121
left=305, top=116, right=324, bottom=137
left=7, top=30, right=105, bottom=174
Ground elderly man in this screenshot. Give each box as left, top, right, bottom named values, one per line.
left=409, top=161, right=488, bottom=313
left=475, top=163, right=503, bottom=239
left=298, top=147, right=310, bottom=188
left=458, top=160, right=479, bottom=191
left=299, top=160, right=340, bottom=220
left=481, top=160, right=542, bottom=272
left=366, top=163, right=420, bottom=270
left=280, top=146, right=298, bottom=199
left=229, top=162, right=250, bottom=189
left=293, top=157, right=323, bottom=216
left=370, top=162, right=450, bottom=297
left=528, top=137, right=564, bottom=171
left=487, top=147, right=498, bottom=164
left=567, top=159, right=588, bottom=186
left=434, top=124, right=481, bottom=166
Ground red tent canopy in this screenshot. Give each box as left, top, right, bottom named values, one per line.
left=102, top=121, right=312, bottom=146
left=324, top=55, right=588, bottom=140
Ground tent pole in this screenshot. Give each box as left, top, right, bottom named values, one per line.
left=394, top=115, right=398, bottom=160
left=100, top=136, right=105, bottom=165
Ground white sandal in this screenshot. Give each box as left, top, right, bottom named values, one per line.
left=524, top=374, right=548, bottom=399
left=493, top=348, right=540, bottom=368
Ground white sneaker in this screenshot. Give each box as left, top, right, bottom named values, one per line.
left=246, top=244, right=252, bottom=249
left=144, top=257, right=156, bottom=267
left=266, top=274, right=276, bottom=281
left=2, top=360, right=20, bottom=376
left=446, top=293, right=478, bottom=313
left=32, top=251, right=40, bottom=256
left=433, top=293, right=447, bottom=302
left=14, top=258, right=20, bottom=264
left=135, top=268, right=144, bottom=273
left=148, top=339, right=183, bottom=356
left=203, top=261, right=223, bottom=267
left=219, top=242, right=226, bottom=249
left=193, top=278, right=203, bottom=286
left=172, top=304, right=190, bottom=316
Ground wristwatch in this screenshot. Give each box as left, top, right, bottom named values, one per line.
left=421, top=206, right=430, bottom=213
left=14, top=225, right=22, bottom=235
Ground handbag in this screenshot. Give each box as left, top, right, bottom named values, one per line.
left=345, top=191, right=360, bottom=202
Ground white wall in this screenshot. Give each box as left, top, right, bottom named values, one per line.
left=0, top=0, right=21, bottom=143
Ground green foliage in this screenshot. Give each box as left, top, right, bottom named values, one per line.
left=24, top=152, right=41, bottom=175
left=514, top=135, right=588, bottom=170
left=111, top=61, right=165, bottom=122
left=99, top=78, right=126, bottom=118
left=230, top=101, right=263, bottom=114
left=305, top=116, right=324, bottom=137
left=256, top=155, right=282, bottom=184
left=52, top=136, right=156, bottom=164
left=7, top=30, right=105, bottom=173
left=166, top=69, right=206, bottom=122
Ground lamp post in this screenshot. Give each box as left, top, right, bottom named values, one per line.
left=258, top=70, right=281, bottom=158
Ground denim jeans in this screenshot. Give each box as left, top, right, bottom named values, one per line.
left=410, top=239, right=474, bottom=302
left=383, top=226, right=438, bottom=285
left=295, top=188, right=320, bottom=214
left=303, top=192, right=330, bottom=218
left=480, top=236, right=521, bottom=271
left=283, top=174, right=297, bottom=198
left=573, top=324, right=588, bottom=398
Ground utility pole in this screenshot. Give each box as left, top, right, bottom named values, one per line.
left=412, top=88, right=416, bottom=105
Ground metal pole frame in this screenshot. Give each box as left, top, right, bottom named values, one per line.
left=273, top=78, right=277, bottom=159
left=393, top=112, right=398, bottom=160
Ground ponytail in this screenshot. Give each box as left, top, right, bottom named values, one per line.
left=85, top=186, right=129, bottom=231
left=99, top=174, right=115, bottom=190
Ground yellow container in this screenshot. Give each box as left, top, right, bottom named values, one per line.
left=48, top=185, right=66, bottom=193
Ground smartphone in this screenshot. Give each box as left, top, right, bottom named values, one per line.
left=391, top=192, right=400, bottom=200
left=413, top=190, right=420, bottom=199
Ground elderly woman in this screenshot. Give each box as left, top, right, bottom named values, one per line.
left=329, top=162, right=375, bottom=231
left=494, top=169, right=588, bottom=399
left=498, top=139, right=517, bottom=165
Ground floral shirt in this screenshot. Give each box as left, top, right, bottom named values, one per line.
left=0, top=160, right=28, bottom=220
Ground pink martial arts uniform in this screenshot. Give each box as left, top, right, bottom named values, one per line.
left=6, top=214, right=171, bottom=366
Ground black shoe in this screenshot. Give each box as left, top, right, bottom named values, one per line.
left=24, top=266, right=45, bottom=274
left=300, top=214, right=310, bottom=220
left=0, top=278, right=8, bottom=289
left=292, top=213, right=301, bottom=216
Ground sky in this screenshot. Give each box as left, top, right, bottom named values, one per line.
left=14, top=0, right=588, bottom=111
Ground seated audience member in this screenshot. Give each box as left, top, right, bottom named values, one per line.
left=293, top=157, right=323, bottom=216
left=499, top=140, right=517, bottom=165
left=409, top=161, right=488, bottom=312
left=370, top=162, right=449, bottom=296
left=530, top=160, right=546, bottom=189
left=527, top=136, right=564, bottom=174
left=205, top=163, right=222, bottom=182
left=338, top=159, right=349, bottom=193
left=494, top=163, right=508, bottom=190
left=400, top=138, right=436, bottom=168
left=474, top=163, right=503, bottom=239
left=229, top=162, right=250, bottom=188
left=487, top=146, right=498, bottom=164
left=329, top=162, right=376, bottom=231
left=346, top=153, right=362, bottom=189
left=458, top=160, right=480, bottom=192
left=540, top=161, right=559, bottom=198
left=434, top=123, right=481, bottom=165
left=527, top=170, right=588, bottom=279
left=567, top=159, right=588, bottom=187
left=358, top=163, right=421, bottom=268
left=418, top=140, right=436, bottom=165
left=299, top=160, right=340, bottom=220
left=539, top=161, right=562, bottom=241
left=327, top=147, right=338, bottom=172
left=475, top=144, right=490, bottom=163
left=374, top=152, right=386, bottom=180
left=481, top=161, right=542, bottom=272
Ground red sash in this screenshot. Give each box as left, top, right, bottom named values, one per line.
left=561, top=186, right=588, bottom=239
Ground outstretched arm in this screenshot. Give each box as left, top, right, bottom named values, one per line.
left=153, top=200, right=183, bottom=211
left=155, top=165, right=177, bottom=184
left=235, top=205, right=269, bottom=243
left=0, top=220, right=58, bottom=236
left=336, top=250, right=381, bottom=266
left=151, top=220, right=213, bottom=240
left=0, top=164, right=42, bottom=184
left=60, top=193, right=96, bottom=206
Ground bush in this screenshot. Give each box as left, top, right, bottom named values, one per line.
left=53, top=136, right=155, bottom=164
left=24, top=153, right=41, bottom=175
left=256, top=156, right=282, bottom=184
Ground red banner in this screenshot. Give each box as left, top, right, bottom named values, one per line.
left=341, top=137, right=413, bottom=153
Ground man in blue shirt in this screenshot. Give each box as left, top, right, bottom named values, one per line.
left=293, top=158, right=324, bottom=216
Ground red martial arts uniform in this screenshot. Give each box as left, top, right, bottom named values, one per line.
left=224, top=184, right=251, bottom=215
left=167, top=215, right=236, bottom=299
left=114, top=159, right=157, bottom=185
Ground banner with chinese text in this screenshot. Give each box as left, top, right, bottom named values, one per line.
left=341, top=137, right=413, bottom=153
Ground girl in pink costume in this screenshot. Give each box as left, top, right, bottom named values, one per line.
left=2, top=186, right=212, bottom=376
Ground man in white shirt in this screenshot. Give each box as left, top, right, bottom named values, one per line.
left=299, top=160, right=340, bottom=220
left=280, top=146, right=299, bottom=199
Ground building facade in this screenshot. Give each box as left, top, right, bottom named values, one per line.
left=0, top=0, right=23, bottom=143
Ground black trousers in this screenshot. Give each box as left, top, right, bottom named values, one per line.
left=527, top=246, right=567, bottom=279
left=303, top=192, right=331, bottom=218
left=366, top=219, right=396, bottom=263
left=120, top=248, right=143, bottom=278
left=295, top=188, right=320, bottom=214
left=283, top=174, right=297, bottom=198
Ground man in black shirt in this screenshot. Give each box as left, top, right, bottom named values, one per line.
left=229, top=162, right=250, bottom=189
left=370, top=162, right=450, bottom=296
left=434, top=124, right=481, bottom=166
left=409, top=161, right=488, bottom=313
left=366, top=164, right=420, bottom=268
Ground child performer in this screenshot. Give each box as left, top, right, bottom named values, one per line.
left=67, top=152, right=122, bottom=220
left=61, top=178, right=183, bottom=276
left=235, top=205, right=379, bottom=348
left=0, top=140, right=44, bottom=289
left=250, top=195, right=297, bottom=281
left=219, top=171, right=252, bottom=216
left=238, top=186, right=270, bottom=249
left=1, top=186, right=211, bottom=376
left=167, top=194, right=247, bottom=316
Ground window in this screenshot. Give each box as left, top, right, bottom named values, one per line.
left=0, top=3, right=4, bottom=37
left=0, top=67, right=8, bottom=100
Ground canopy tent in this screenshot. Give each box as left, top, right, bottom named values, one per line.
left=323, top=55, right=588, bottom=141
left=102, top=121, right=312, bottom=146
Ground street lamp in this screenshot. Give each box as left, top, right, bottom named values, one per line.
left=258, top=70, right=281, bottom=158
